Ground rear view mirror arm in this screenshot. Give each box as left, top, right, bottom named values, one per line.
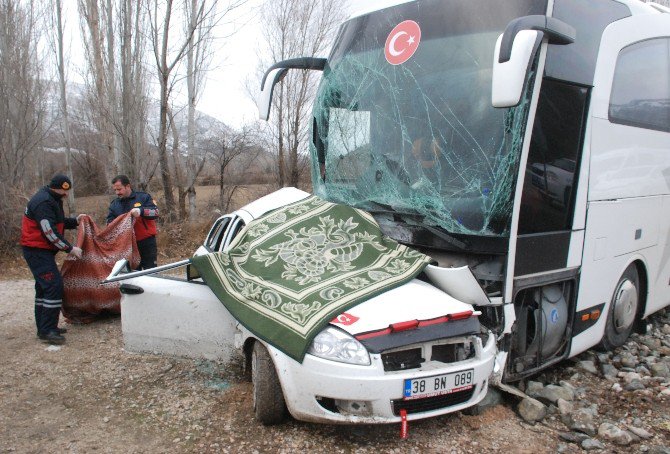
left=498, top=15, right=576, bottom=63
left=260, top=57, right=327, bottom=90
left=258, top=57, right=327, bottom=121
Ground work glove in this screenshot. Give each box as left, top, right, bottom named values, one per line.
left=70, top=247, right=83, bottom=259
left=130, top=208, right=141, bottom=218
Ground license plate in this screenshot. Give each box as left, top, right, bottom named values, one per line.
left=403, top=369, right=474, bottom=400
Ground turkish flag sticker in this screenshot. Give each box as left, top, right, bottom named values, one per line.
left=331, top=313, right=360, bottom=326
left=384, top=20, right=421, bottom=65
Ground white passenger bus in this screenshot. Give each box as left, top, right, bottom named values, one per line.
left=259, top=0, right=670, bottom=381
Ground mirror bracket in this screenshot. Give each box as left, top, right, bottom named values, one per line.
left=498, top=15, right=576, bottom=63
left=258, top=57, right=327, bottom=120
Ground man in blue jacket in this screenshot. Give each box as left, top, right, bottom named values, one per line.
left=21, top=174, right=85, bottom=345
left=107, top=175, right=159, bottom=270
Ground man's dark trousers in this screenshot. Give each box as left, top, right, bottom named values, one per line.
left=22, top=247, right=63, bottom=334
left=136, top=236, right=157, bottom=270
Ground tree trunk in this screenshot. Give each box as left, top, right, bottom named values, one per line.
left=55, top=0, right=76, bottom=211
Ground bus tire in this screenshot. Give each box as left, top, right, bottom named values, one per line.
left=600, top=264, right=640, bottom=351
left=252, top=341, right=287, bottom=425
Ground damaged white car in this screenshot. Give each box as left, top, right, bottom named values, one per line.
left=107, top=187, right=497, bottom=425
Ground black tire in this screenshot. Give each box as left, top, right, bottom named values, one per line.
left=251, top=341, right=287, bottom=425
left=599, top=264, right=640, bottom=351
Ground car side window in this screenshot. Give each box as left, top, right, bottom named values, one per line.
left=206, top=216, right=231, bottom=251
left=222, top=217, right=246, bottom=252
left=609, top=38, right=670, bottom=133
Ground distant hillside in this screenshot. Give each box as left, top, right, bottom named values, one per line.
left=44, top=81, right=232, bottom=155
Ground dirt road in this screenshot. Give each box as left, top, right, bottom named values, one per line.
left=1, top=278, right=669, bottom=453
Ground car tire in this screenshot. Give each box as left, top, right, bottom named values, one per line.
left=599, top=264, right=640, bottom=351
left=252, top=341, right=287, bottom=425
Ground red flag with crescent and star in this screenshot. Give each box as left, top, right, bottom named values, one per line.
left=385, top=20, right=421, bottom=65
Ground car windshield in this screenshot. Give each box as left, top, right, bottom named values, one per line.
left=310, top=0, right=547, bottom=238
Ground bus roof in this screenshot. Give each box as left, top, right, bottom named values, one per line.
left=346, top=0, right=667, bottom=22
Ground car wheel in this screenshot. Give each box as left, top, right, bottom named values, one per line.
left=599, top=264, right=640, bottom=351
left=251, top=341, right=287, bottom=425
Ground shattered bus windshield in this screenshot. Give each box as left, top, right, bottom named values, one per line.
left=311, top=0, right=546, bottom=240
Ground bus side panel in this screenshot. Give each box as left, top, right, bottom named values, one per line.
left=570, top=197, right=659, bottom=357
left=649, top=195, right=670, bottom=317
left=588, top=120, right=670, bottom=201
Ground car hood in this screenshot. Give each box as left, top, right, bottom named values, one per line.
left=329, top=279, right=475, bottom=336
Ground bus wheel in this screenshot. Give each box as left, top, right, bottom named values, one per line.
left=252, top=341, right=287, bottom=425
left=600, top=264, right=640, bottom=351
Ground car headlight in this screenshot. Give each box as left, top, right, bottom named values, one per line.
left=307, top=326, right=370, bottom=366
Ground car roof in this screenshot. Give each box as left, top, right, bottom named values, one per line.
left=236, top=187, right=311, bottom=220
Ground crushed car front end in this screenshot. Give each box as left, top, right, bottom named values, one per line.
left=245, top=279, right=497, bottom=424
left=265, top=327, right=495, bottom=423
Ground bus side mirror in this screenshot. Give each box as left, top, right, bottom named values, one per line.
left=257, top=68, right=288, bottom=121
left=491, top=30, right=541, bottom=108
left=257, top=57, right=327, bottom=121
left=491, top=15, right=575, bottom=108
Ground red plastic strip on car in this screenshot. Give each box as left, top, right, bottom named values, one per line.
left=354, top=311, right=475, bottom=340
left=417, top=315, right=452, bottom=327
left=446, top=310, right=474, bottom=321
left=390, top=319, right=419, bottom=332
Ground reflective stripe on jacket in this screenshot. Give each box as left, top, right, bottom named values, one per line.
left=20, top=186, right=77, bottom=251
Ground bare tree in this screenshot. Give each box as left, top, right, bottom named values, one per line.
left=206, top=125, right=256, bottom=210
left=147, top=0, right=197, bottom=220
left=118, top=0, right=150, bottom=182
left=0, top=0, right=48, bottom=246
left=185, top=0, right=216, bottom=222
left=259, top=0, right=346, bottom=188
left=53, top=0, right=76, bottom=211
left=147, top=0, right=244, bottom=220
left=78, top=0, right=150, bottom=184
left=78, top=0, right=116, bottom=178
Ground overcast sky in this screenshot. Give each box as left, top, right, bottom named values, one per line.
left=191, top=0, right=265, bottom=129
left=192, top=1, right=407, bottom=127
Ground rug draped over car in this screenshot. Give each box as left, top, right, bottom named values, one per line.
left=61, top=213, right=140, bottom=323
left=192, top=195, right=432, bottom=362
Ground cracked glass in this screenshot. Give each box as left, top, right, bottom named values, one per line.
left=310, top=0, right=546, bottom=242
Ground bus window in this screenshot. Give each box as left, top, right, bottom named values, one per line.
left=609, top=38, right=670, bottom=133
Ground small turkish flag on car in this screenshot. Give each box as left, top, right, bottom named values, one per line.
left=331, top=312, right=360, bottom=326
left=385, top=20, right=421, bottom=65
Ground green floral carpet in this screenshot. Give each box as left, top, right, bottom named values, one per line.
left=192, top=196, right=431, bottom=362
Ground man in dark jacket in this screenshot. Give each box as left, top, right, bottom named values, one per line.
left=21, top=174, right=85, bottom=345
left=106, top=175, right=159, bottom=270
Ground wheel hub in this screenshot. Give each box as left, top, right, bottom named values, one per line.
left=612, top=280, right=637, bottom=334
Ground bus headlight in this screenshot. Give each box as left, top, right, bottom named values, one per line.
left=307, top=326, right=370, bottom=366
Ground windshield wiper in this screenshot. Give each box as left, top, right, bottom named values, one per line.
left=362, top=200, right=398, bottom=214
left=423, top=225, right=470, bottom=251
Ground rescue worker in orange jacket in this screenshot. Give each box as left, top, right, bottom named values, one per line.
left=106, top=175, right=159, bottom=270
left=20, top=174, right=85, bottom=345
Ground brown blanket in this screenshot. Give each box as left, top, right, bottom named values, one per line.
left=61, top=213, right=140, bottom=323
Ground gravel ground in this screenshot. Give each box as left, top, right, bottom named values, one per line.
left=2, top=278, right=670, bottom=453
